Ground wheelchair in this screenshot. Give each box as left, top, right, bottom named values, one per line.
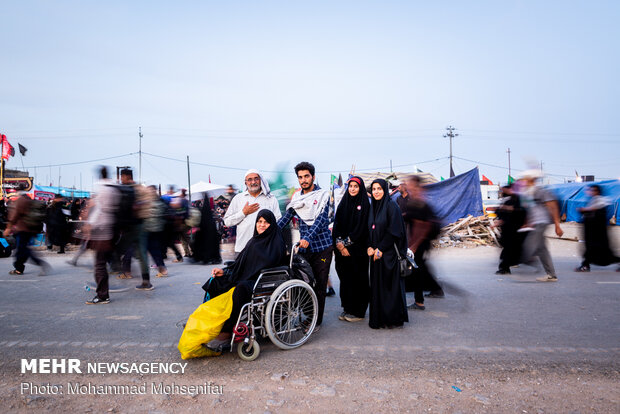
left=228, top=246, right=318, bottom=361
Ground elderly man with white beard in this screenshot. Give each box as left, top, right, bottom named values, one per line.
left=224, top=170, right=282, bottom=256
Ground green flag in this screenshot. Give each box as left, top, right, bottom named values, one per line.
left=440, top=176, right=445, bottom=181
left=508, top=175, right=515, bottom=184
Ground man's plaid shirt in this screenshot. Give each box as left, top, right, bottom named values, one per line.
left=277, top=185, right=332, bottom=253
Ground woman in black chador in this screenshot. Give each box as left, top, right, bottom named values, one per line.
left=191, top=194, right=222, bottom=265
left=333, top=176, right=371, bottom=322
left=367, top=179, right=408, bottom=329
left=204, top=209, right=287, bottom=350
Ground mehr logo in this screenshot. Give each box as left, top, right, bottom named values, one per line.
left=21, top=359, right=82, bottom=374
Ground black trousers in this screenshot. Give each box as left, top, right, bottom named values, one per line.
left=221, top=281, right=253, bottom=333
left=94, top=249, right=112, bottom=300
left=414, top=244, right=442, bottom=300
left=302, top=246, right=334, bottom=326
left=498, top=230, right=524, bottom=271
left=13, top=232, right=45, bottom=273
left=334, top=252, right=369, bottom=318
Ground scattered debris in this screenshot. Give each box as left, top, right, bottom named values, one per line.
left=434, top=215, right=501, bottom=248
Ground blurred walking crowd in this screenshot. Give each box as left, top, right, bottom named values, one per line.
left=1, top=167, right=230, bottom=304
left=2, top=163, right=618, bottom=332
left=493, top=170, right=619, bottom=279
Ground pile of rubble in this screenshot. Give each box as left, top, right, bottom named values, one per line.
left=433, top=215, right=500, bottom=248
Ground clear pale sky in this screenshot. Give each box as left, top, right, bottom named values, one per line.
left=1, top=0, right=618, bottom=192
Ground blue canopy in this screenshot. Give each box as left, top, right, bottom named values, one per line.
left=564, top=180, right=620, bottom=224
left=389, top=168, right=484, bottom=225
left=34, top=185, right=91, bottom=198
left=547, top=182, right=587, bottom=217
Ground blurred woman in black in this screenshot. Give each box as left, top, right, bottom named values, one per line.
left=191, top=194, right=222, bottom=265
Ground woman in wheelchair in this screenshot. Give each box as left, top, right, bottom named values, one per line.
left=204, top=209, right=286, bottom=351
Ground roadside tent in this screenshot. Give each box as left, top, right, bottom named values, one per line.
left=547, top=182, right=588, bottom=217
left=373, top=168, right=483, bottom=225
left=32, top=185, right=90, bottom=200
left=565, top=180, right=620, bottom=224
left=174, top=181, right=228, bottom=201
left=423, top=168, right=484, bottom=225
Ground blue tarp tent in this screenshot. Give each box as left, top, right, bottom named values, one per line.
left=33, top=185, right=91, bottom=198
left=564, top=180, right=620, bottom=224
left=546, top=180, right=620, bottom=225
left=547, top=182, right=588, bottom=217
left=424, top=168, right=484, bottom=225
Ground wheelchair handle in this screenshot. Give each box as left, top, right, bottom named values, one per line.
left=290, top=242, right=300, bottom=268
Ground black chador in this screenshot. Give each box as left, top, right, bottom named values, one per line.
left=332, top=176, right=371, bottom=319
left=192, top=195, right=222, bottom=264
left=367, top=179, right=408, bottom=329
left=496, top=189, right=526, bottom=273
left=203, top=209, right=286, bottom=300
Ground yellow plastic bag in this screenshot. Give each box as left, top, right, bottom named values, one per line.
left=177, top=287, right=235, bottom=359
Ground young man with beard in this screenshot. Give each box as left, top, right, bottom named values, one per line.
left=278, top=162, right=332, bottom=330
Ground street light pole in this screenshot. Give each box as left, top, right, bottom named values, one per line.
left=443, top=126, right=459, bottom=177
left=138, top=127, right=143, bottom=184
left=507, top=147, right=512, bottom=180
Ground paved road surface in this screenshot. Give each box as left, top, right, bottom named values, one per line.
left=0, top=236, right=618, bottom=413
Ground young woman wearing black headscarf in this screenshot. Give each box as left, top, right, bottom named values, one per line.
left=204, top=209, right=287, bottom=350
left=333, top=176, right=371, bottom=322
left=191, top=193, right=222, bottom=265
left=367, top=179, right=409, bottom=329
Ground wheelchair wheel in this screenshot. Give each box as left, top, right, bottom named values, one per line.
left=237, top=341, right=260, bottom=361
left=265, top=280, right=318, bottom=350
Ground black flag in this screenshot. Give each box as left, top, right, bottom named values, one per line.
left=18, top=143, right=27, bottom=156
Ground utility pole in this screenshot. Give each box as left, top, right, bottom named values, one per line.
left=138, top=127, right=143, bottom=184
left=507, top=148, right=512, bottom=180
left=390, top=159, right=393, bottom=172
left=443, top=126, right=458, bottom=177
left=186, top=155, right=192, bottom=203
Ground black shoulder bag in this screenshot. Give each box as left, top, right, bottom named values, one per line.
left=394, top=243, right=414, bottom=278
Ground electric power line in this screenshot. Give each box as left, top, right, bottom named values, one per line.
left=22, top=152, right=138, bottom=169
left=141, top=151, right=449, bottom=174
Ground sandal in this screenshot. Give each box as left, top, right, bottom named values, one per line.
left=574, top=265, right=590, bottom=272
left=116, top=272, right=133, bottom=279
left=156, top=272, right=168, bottom=278
left=9, top=270, right=23, bottom=275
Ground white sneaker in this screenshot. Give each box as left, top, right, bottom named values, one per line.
left=536, top=275, right=558, bottom=282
